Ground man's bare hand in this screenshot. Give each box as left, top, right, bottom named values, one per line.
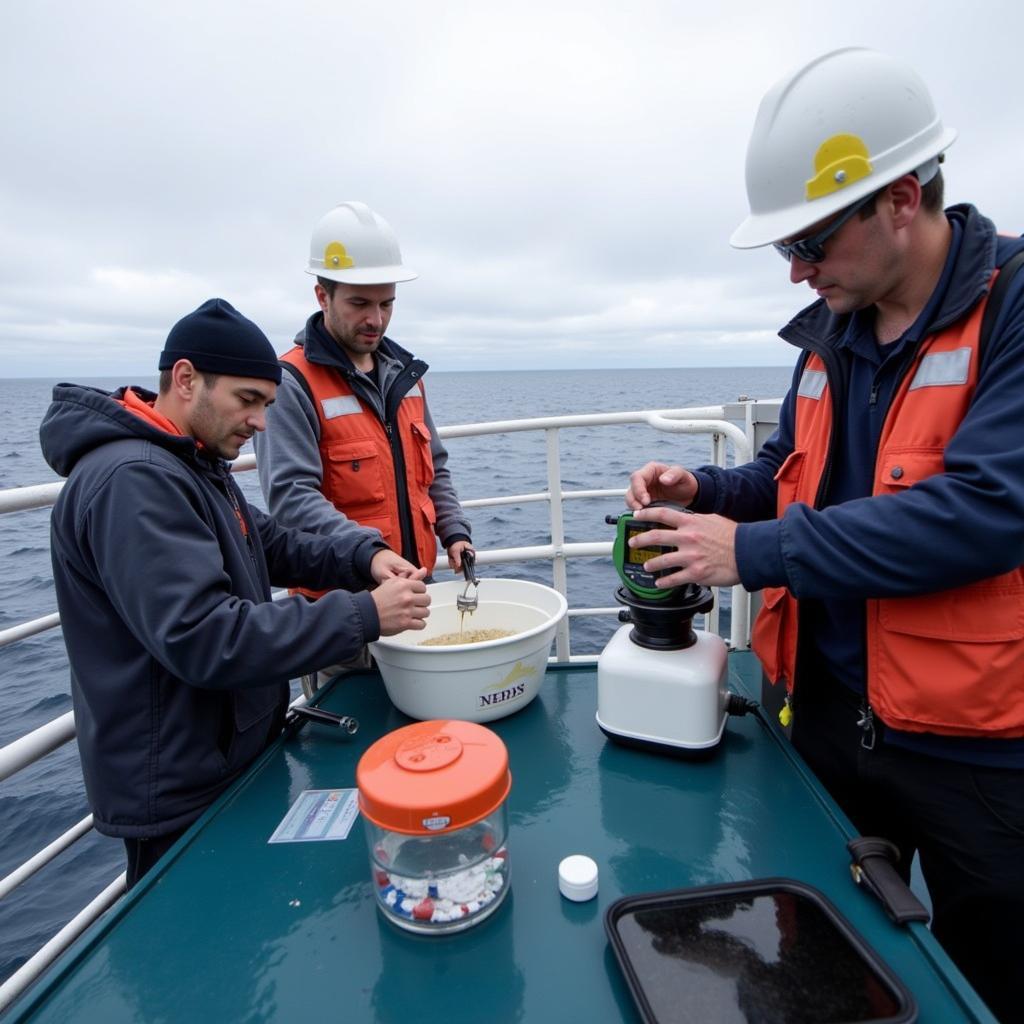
left=447, top=541, right=474, bottom=573
left=626, top=462, right=699, bottom=510
left=370, top=549, right=419, bottom=583
left=371, top=569, right=430, bottom=634
left=629, top=505, right=740, bottom=588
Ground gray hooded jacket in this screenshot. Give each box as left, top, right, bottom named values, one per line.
left=255, top=314, right=471, bottom=569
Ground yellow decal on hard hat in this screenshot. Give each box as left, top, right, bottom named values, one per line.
left=324, top=241, right=355, bottom=269
left=805, top=134, right=873, bottom=201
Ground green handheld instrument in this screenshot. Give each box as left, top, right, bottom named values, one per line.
left=606, top=501, right=688, bottom=601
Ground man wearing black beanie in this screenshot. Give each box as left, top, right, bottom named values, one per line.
left=159, top=297, right=284, bottom=385
left=40, top=298, right=430, bottom=888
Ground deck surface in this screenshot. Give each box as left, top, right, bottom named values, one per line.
left=8, top=653, right=994, bottom=1022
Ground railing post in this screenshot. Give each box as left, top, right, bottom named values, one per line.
left=711, top=428, right=727, bottom=469
left=728, top=399, right=763, bottom=652
left=703, top=431, right=726, bottom=638
left=545, top=427, right=571, bottom=661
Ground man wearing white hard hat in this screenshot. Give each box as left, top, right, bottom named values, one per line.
left=626, top=48, right=1024, bottom=1021
left=256, top=203, right=473, bottom=603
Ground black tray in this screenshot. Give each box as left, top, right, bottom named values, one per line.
left=605, top=878, right=916, bottom=1024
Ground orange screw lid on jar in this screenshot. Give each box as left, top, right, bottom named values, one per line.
left=357, top=720, right=511, bottom=835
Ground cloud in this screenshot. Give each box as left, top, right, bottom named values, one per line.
left=2, top=0, right=1021, bottom=375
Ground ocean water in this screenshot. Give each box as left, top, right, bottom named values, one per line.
left=0, top=366, right=792, bottom=986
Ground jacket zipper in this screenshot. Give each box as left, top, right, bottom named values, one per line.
left=858, top=338, right=926, bottom=746
left=782, top=326, right=861, bottom=736
left=778, top=336, right=849, bottom=719
left=222, top=467, right=261, bottom=577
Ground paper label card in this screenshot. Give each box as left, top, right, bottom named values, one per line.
left=268, top=788, right=359, bottom=843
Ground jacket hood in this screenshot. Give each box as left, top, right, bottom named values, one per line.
left=40, top=384, right=198, bottom=479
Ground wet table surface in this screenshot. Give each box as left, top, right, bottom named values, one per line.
left=9, top=654, right=994, bottom=1023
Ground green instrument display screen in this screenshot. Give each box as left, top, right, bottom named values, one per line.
left=615, top=512, right=678, bottom=598
left=629, top=546, right=662, bottom=565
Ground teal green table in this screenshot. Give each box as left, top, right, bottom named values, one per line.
left=7, top=654, right=995, bottom=1022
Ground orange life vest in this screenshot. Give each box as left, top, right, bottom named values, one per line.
left=752, top=281, right=1024, bottom=737
left=279, top=347, right=439, bottom=597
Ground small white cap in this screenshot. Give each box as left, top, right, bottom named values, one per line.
left=558, top=855, right=598, bottom=902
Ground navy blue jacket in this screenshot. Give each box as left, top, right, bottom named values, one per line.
left=691, top=206, right=1024, bottom=762
left=41, top=384, right=385, bottom=837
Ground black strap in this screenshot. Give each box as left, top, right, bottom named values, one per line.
left=980, top=248, right=1024, bottom=365
left=847, top=836, right=931, bottom=926
left=280, top=359, right=316, bottom=409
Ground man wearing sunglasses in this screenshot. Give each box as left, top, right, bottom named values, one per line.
left=625, top=48, right=1024, bottom=1022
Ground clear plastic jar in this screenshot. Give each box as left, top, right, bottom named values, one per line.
left=357, top=720, right=512, bottom=934
left=364, top=806, right=509, bottom=933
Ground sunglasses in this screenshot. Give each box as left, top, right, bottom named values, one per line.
left=773, top=189, right=881, bottom=263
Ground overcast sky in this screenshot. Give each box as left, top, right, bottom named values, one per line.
left=2, top=1, right=1021, bottom=376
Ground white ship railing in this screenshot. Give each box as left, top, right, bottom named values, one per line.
left=0, top=400, right=780, bottom=1011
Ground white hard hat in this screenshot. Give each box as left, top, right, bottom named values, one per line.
left=731, top=48, right=957, bottom=249
left=306, top=202, right=418, bottom=284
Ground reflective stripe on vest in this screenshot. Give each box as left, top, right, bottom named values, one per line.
left=752, top=276, right=1024, bottom=737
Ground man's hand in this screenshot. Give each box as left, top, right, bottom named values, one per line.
left=370, top=548, right=419, bottom=583
left=626, top=462, right=699, bottom=510
left=447, top=541, right=474, bottom=573
left=629, top=506, right=740, bottom=588
left=371, top=568, right=431, bottom=635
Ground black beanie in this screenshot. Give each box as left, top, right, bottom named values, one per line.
left=159, top=298, right=282, bottom=384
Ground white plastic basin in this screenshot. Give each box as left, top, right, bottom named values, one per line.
left=369, top=578, right=568, bottom=722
